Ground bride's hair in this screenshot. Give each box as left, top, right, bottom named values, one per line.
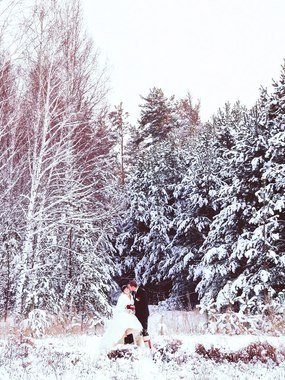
left=121, top=284, right=128, bottom=292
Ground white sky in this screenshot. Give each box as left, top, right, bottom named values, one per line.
left=82, top=0, right=285, bottom=122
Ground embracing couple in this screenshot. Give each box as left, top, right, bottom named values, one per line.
left=102, top=280, right=150, bottom=350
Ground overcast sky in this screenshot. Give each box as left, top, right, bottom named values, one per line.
left=82, top=0, right=285, bottom=122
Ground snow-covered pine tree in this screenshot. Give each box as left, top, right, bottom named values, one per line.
left=163, top=121, right=221, bottom=308
left=116, top=89, right=177, bottom=288
left=230, top=65, right=285, bottom=314
left=116, top=141, right=180, bottom=290
left=116, top=89, right=200, bottom=302
left=195, top=100, right=271, bottom=312
left=136, top=87, right=175, bottom=146
left=173, top=93, right=200, bottom=140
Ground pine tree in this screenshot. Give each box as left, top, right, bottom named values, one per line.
left=116, top=90, right=200, bottom=303
left=136, top=87, right=175, bottom=146
left=195, top=102, right=265, bottom=311
left=116, top=140, right=182, bottom=284
left=173, top=93, right=200, bottom=140
left=232, top=65, right=285, bottom=313
left=164, top=123, right=220, bottom=308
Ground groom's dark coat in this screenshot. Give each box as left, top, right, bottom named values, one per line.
left=134, top=286, right=149, bottom=332
left=124, top=286, right=150, bottom=343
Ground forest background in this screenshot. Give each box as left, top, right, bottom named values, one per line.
left=0, top=0, right=284, bottom=336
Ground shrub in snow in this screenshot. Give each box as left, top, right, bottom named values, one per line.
left=1, top=335, right=35, bottom=373
left=207, top=311, right=260, bottom=335
left=256, top=293, right=285, bottom=335
left=205, top=307, right=285, bottom=336
left=196, top=342, right=285, bottom=365
left=37, top=345, right=82, bottom=378
left=157, top=296, right=185, bottom=311
left=199, top=302, right=285, bottom=335
left=107, top=345, right=139, bottom=361
left=153, top=339, right=188, bottom=364
left=20, top=309, right=54, bottom=338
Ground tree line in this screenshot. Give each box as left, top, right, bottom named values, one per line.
left=0, top=0, right=284, bottom=329
left=116, top=75, right=285, bottom=316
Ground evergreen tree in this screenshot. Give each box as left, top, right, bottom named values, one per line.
left=136, top=87, right=175, bottom=146
left=195, top=102, right=265, bottom=311
left=231, top=66, right=285, bottom=313
left=164, top=123, right=220, bottom=308
left=117, top=140, right=183, bottom=284
left=173, top=93, right=200, bottom=140
left=194, top=86, right=283, bottom=315
left=116, top=90, right=200, bottom=303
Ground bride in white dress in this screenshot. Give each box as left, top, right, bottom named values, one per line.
left=101, top=285, right=142, bottom=350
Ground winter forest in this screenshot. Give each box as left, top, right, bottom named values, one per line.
left=0, top=0, right=285, bottom=378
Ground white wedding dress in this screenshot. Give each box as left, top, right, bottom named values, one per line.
left=101, top=293, right=142, bottom=350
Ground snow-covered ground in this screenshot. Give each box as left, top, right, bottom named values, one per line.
left=1, top=333, right=285, bottom=379
left=0, top=310, right=285, bottom=380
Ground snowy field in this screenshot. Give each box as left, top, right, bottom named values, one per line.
left=1, top=333, right=285, bottom=380
left=0, top=311, right=285, bottom=380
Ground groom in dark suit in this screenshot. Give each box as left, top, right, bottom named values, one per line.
left=128, top=279, right=149, bottom=336
left=124, top=279, right=149, bottom=344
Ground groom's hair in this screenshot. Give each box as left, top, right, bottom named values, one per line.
left=128, top=280, right=138, bottom=287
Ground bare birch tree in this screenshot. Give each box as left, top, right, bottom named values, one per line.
left=11, top=0, right=116, bottom=324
